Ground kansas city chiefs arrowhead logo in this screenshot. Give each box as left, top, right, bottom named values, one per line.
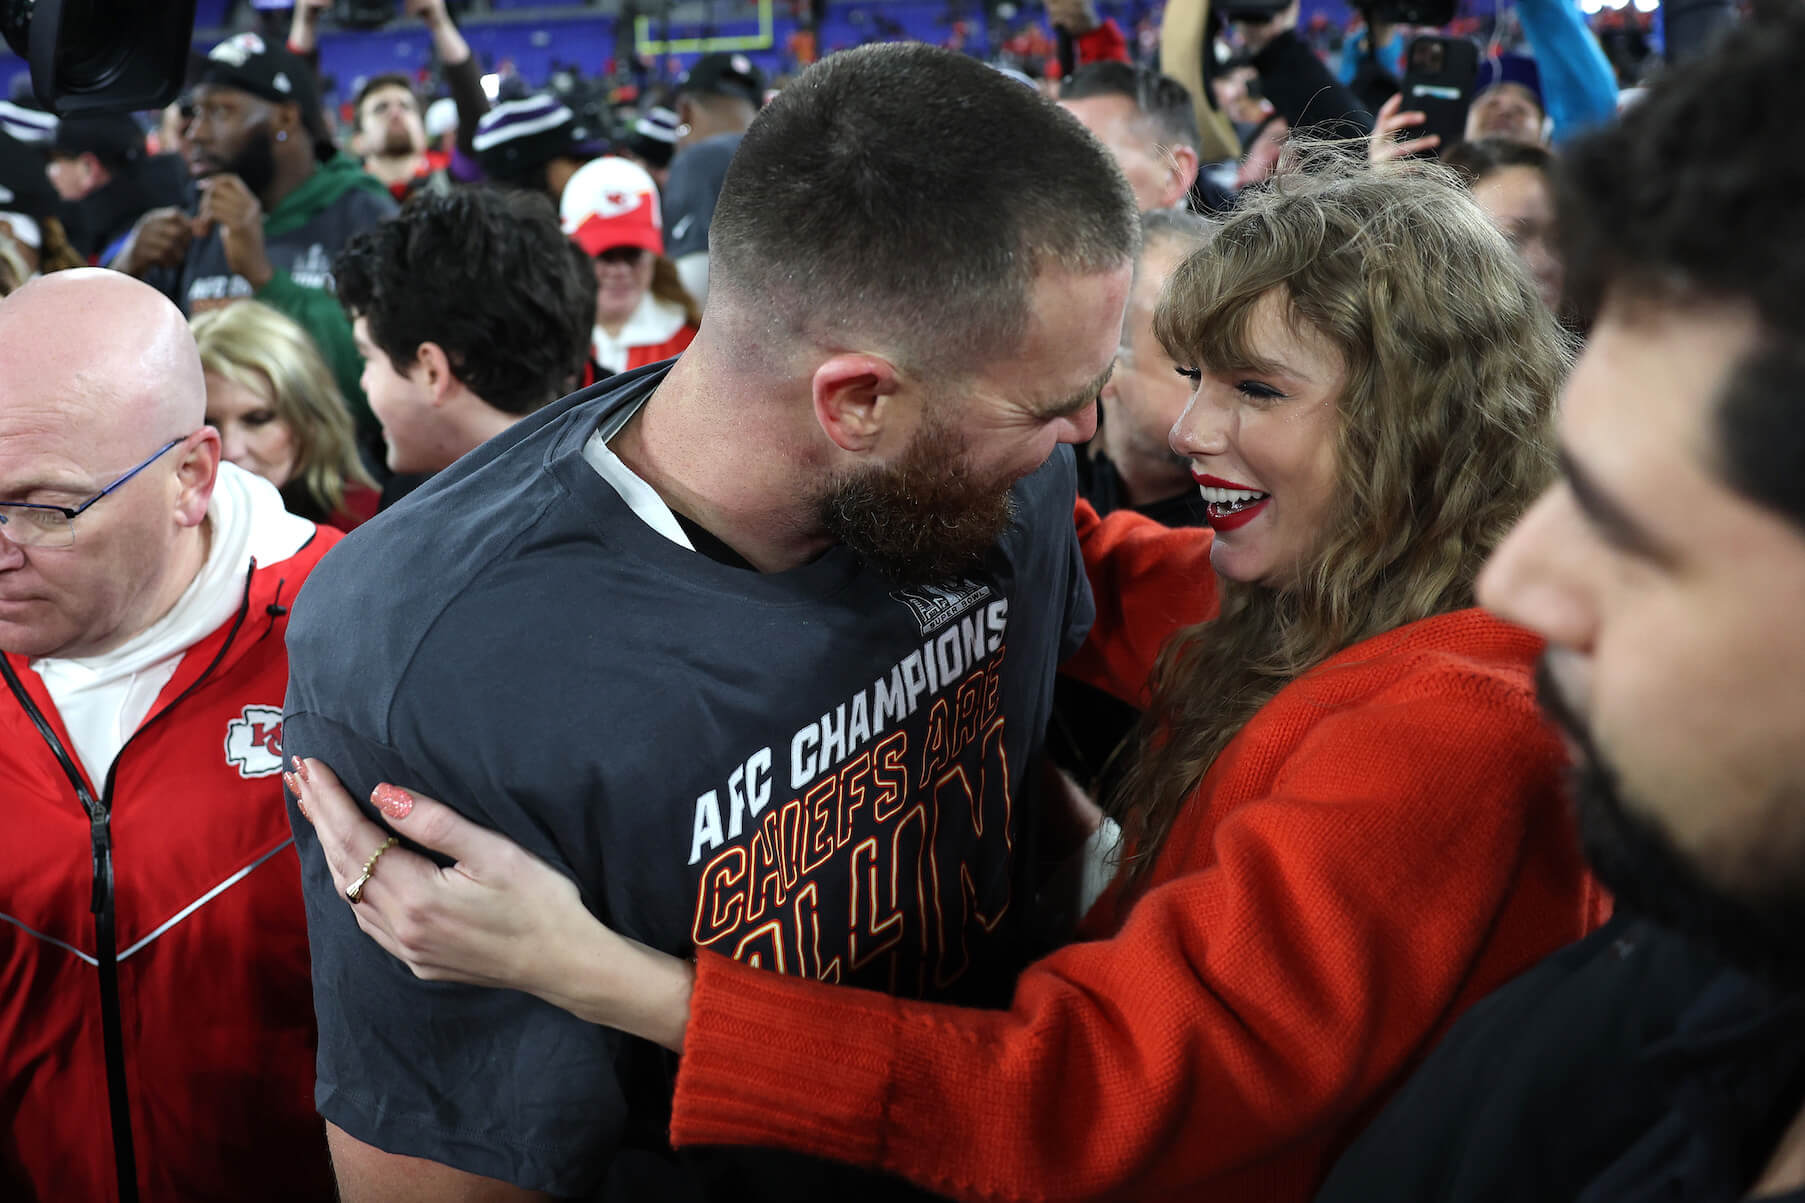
left=224, top=705, right=285, bottom=778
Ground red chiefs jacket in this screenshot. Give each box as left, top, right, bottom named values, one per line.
left=0, top=528, right=340, bottom=1203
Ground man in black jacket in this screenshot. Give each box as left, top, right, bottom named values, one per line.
left=47, top=115, right=189, bottom=265
left=1315, top=11, right=1805, bottom=1202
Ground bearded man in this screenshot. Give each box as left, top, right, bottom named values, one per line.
left=113, top=34, right=396, bottom=461
left=1314, top=11, right=1805, bottom=1201
left=280, top=42, right=1138, bottom=1203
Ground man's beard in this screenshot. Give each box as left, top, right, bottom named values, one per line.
left=816, top=413, right=1017, bottom=588
left=377, top=126, right=419, bottom=157
left=1537, top=658, right=1805, bottom=991
left=221, top=130, right=278, bottom=199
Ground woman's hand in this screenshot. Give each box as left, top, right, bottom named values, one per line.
left=1368, top=92, right=1438, bottom=163
left=288, top=757, right=695, bottom=1050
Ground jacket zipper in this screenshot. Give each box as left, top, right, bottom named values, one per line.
left=0, top=563, right=259, bottom=1203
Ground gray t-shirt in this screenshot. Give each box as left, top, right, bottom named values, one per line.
left=660, top=132, right=741, bottom=259
left=178, top=184, right=395, bottom=309
left=283, top=364, right=1094, bottom=1199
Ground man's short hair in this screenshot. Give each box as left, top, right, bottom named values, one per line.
left=1139, top=207, right=1217, bottom=260
left=1061, top=61, right=1202, bottom=153
left=708, top=43, right=1139, bottom=379
left=1442, top=136, right=1555, bottom=188
left=333, top=187, right=595, bottom=415
left=1556, top=7, right=1805, bottom=528
left=354, top=73, right=417, bottom=121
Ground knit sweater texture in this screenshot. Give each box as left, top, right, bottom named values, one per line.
left=668, top=501, right=1611, bottom=1202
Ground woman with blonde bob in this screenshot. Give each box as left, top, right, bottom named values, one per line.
left=193, top=302, right=380, bottom=531
left=291, top=160, right=1609, bottom=1201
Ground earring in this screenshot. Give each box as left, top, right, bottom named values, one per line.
left=276, top=130, right=288, bottom=142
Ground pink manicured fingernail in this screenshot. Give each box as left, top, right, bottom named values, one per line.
left=289, top=754, right=302, bottom=774
left=372, top=784, right=413, bottom=820
left=295, top=758, right=313, bottom=785
left=282, top=771, right=300, bottom=798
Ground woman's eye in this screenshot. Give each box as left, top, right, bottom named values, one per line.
left=1174, top=367, right=1202, bottom=383
left=1236, top=380, right=1285, bottom=401
left=245, top=410, right=276, bottom=427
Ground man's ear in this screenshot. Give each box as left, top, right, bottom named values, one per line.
left=174, top=427, right=222, bottom=529
left=811, top=353, right=904, bottom=454
left=273, top=100, right=305, bottom=146
left=416, top=342, right=459, bottom=406
left=1162, top=144, right=1200, bottom=210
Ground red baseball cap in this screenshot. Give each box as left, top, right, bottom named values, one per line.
left=559, top=156, right=664, bottom=258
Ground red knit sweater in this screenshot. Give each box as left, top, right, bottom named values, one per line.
left=670, top=502, right=1610, bottom=1202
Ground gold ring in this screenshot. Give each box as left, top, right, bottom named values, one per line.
left=345, top=836, right=398, bottom=905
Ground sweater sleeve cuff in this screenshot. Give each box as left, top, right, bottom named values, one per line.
left=1075, top=18, right=1130, bottom=65
left=671, top=952, right=902, bottom=1166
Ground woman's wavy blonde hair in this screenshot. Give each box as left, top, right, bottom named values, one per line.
left=1107, top=156, right=1573, bottom=881
left=192, top=301, right=375, bottom=524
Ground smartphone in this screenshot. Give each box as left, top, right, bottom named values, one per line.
left=1398, top=36, right=1480, bottom=156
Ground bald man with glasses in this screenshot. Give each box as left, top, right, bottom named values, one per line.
left=0, top=270, right=340, bottom=1202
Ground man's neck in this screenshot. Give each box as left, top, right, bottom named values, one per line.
left=260, top=157, right=316, bottom=216
left=363, top=151, right=428, bottom=188
left=681, top=111, right=744, bottom=148
left=1100, top=421, right=1194, bottom=510
left=442, top=393, right=524, bottom=467
left=607, top=348, right=831, bottom=574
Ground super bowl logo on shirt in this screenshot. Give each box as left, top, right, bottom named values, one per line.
left=224, top=705, right=285, bottom=778
left=891, top=580, right=993, bottom=637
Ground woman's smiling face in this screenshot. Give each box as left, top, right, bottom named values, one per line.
left=1170, top=289, right=1345, bottom=586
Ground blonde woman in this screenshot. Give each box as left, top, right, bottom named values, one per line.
left=193, top=301, right=380, bottom=531
left=292, top=161, right=1606, bottom=1201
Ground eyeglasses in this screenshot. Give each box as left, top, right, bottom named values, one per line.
left=0, top=436, right=186, bottom=549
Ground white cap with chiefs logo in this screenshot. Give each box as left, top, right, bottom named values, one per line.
left=559, top=155, right=664, bottom=259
